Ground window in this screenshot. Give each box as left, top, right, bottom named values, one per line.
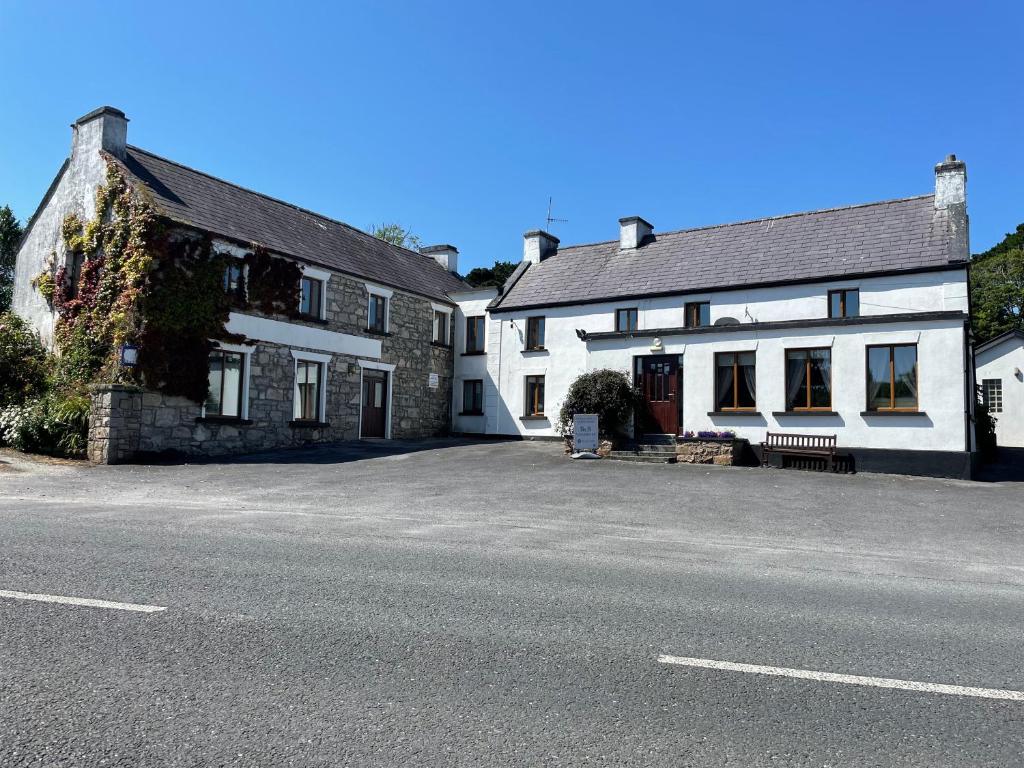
left=224, top=262, right=244, bottom=298
left=462, top=379, right=483, bottom=414
left=715, top=351, right=756, bottom=411
left=433, top=309, right=450, bottom=345
left=299, top=276, right=323, bottom=318
left=785, top=348, right=832, bottom=410
left=525, top=375, right=545, bottom=416
left=526, top=316, right=546, bottom=350
left=828, top=289, right=859, bottom=319
left=616, top=308, right=638, bottom=333
left=982, top=378, right=1002, bottom=413
left=466, top=316, right=485, bottom=353
left=368, top=294, right=387, bottom=333
left=68, top=253, right=85, bottom=298
left=294, top=360, right=322, bottom=421
left=866, top=344, right=918, bottom=411
left=205, top=350, right=245, bottom=418
left=685, top=302, right=710, bottom=328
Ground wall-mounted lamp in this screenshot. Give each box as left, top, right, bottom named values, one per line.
left=119, top=343, right=139, bottom=367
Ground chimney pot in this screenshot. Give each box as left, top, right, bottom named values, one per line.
left=421, top=244, right=459, bottom=274
left=522, top=230, right=559, bottom=264
left=619, top=216, right=653, bottom=249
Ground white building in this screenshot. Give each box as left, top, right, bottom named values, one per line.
left=451, top=156, right=978, bottom=478
left=975, top=330, right=1024, bottom=448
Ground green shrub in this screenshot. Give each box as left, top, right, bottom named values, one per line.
left=0, top=392, right=90, bottom=457
left=0, top=312, right=48, bottom=407
left=556, top=368, right=639, bottom=438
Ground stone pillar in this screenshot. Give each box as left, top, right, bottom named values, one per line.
left=88, top=384, right=143, bottom=464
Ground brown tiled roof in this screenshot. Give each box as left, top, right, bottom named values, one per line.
left=115, top=146, right=470, bottom=302
left=495, top=195, right=965, bottom=310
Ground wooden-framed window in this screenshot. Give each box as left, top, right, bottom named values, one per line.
left=368, top=293, right=388, bottom=333
left=432, top=309, right=450, bottom=345
left=685, top=301, right=710, bottom=328
left=205, top=349, right=245, bottom=418
left=67, top=252, right=85, bottom=299
left=223, top=261, right=244, bottom=298
left=714, top=351, right=756, bottom=411
left=866, top=344, right=918, bottom=411
left=785, top=348, right=832, bottom=411
left=828, top=289, right=859, bottom=318
left=525, top=375, right=545, bottom=416
left=299, top=276, right=323, bottom=319
left=616, top=308, right=638, bottom=333
left=526, top=316, right=546, bottom=350
left=982, top=378, right=1002, bottom=414
left=462, top=379, right=484, bottom=414
left=465, top=316, right=485, bottom=353
left=294, top=360, right=323, bottom=421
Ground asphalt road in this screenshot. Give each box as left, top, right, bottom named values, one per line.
left=1, top=440, right=1022, bottom=767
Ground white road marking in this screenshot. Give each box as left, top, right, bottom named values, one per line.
left=658, top=654, right=1024, bottom=701
left=0, top=589, right=166, bottom=614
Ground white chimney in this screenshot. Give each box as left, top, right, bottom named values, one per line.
left=422, top=244, right=458, bottom=274
left=72, top=106, right=128, bottom=161
left=523, top=230, right=559, bottom=264
left=934, top=154, right=969, bottom=261
left=619, top=216, right=653, bottom=249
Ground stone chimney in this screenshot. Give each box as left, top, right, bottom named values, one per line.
left=72, top=106, right=128, bottom=160
left=523, top=230, right=559, bottom=264
left=934, top=154, right=969, bottom=260
left=619, top=216, right=653, bottom=249
left=422, top=244, right=459, bottom=274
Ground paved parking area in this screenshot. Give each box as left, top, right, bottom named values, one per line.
left=1, top=440, right=1023, bottom=766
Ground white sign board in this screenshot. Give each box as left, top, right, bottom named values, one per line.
left=573, top=413, right=599, bottom=453
left=428, top=373, right=439, bottom=389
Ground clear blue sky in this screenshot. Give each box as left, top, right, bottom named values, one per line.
left=2, top=1, right=1021, bottom=273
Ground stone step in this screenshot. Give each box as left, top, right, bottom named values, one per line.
left=607, top=451, right=676, bottom=463
left=639, top=433, right=678, bottom=445
left=623, top=445, right=678, bottom=454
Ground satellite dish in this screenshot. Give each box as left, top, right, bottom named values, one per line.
left=714, top=316, right=740, bottom=326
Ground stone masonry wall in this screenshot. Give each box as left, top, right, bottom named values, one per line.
left=675, top=439, right=735, bottom=465
left=88, top=385, right=142, bottom=464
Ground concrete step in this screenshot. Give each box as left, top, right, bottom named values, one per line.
left=640, top=433, right=678, bottom=445
left=607, top=451, right=676, bottom=463
left=626, top=444, right=678, bottom=454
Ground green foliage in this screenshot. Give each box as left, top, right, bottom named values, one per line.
left=244, top=245, right=302, bottom=317
left=556, top=368, right=640, bottom=438
left=0, top=312, right=48, bottom=406
left=976, top=223, right=1024, bottom=261
left=0, top=204, right=23, bottom=313
left=370, top=222, right=422, bottom=251
left=970, top=245, right=1024, bottom=342
left=465, top=260, right=516, bottom=288
left=0, top=391, right=90, bottom=457
left=975, top=387, right=998, bottom=462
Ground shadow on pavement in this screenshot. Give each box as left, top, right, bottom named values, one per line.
left=974, top=447, right=1024, bottom=483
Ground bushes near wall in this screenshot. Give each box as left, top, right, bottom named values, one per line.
left=556, top=369, right=639, bottom=438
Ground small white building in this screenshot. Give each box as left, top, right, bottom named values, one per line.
left=451, top=156, right=978, bottom=478
left=975, top=330, right=1024, bottom=448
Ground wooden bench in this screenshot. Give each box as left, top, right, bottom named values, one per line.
left=760, top=432, right=838, bottom=471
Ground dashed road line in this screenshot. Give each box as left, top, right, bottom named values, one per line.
left=0, top=589, right=166, bottom=614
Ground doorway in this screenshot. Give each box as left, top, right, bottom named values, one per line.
left=361, top=369, right=388, bottom=438
left=636, top=355, right=681, bottom=435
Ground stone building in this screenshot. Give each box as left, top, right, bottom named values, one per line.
left=12, top=107, right=469, bottom=461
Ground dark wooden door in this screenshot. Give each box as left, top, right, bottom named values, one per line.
left=638, top=356, right=679, bottom=435
left=361, top=370, right=388, bottom=438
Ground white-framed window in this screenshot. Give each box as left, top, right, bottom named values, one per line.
left=291, top=349, right=332, bottom=422
left=431, top=303, right=452, bottom=345
left=366, top=284, right=393, bottom=334
left=299, top=266, right=331, bottom=320
left=203, top=342, right=255, bottom=420
left=982, top=378, right=1003, bottom=413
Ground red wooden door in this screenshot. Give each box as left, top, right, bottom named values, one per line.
left=638, top=356, right=679, bottom=435
left=361, top=370, right=388, bottom=438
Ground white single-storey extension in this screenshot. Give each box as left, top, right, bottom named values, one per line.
left=451, top=156, right=978, bottom=478
left=975, top=330, right=1024, bottom=448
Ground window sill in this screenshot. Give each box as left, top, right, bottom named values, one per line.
left=707, top=410, right=762, bottom=417
left=296, top=315, right=329, bottom=325
left=288, top=420, right=331, bottom=428
left=431, top=341, right=453, bottom=349
left=461, top=350, right=487, bottom=356
left=520, top=415, right=548, bottom=421
left=195, top=416, right=253, bottom=425
left=772, top=410, right=839, bottom=417
left=459, top=411, right=484, bottom=417
left=522, top=348, right=548, bottom=355
left=860, top=410, right=927, bottom=417
left=364, top=328, right=391, bottom=337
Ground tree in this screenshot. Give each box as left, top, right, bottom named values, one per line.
left=465, top=260, right=516, bottom=288
left=369, top=222, right=421, bottom=252
left=0, top=205, right=24, bottom=313
left=970, top=223, right=1024, bottom=342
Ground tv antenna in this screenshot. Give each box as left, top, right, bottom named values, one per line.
left=545, top=197, right=568, bottom=230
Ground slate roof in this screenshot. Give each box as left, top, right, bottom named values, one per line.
left=976, top=329, right=1024, bottom=354
left=494, top=195, right=966, bottom=310
left=114, top=146, right=470, bottom=302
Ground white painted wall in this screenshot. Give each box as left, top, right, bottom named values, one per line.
left=976, top=336, right=1024, bottom=448
left=451, top=289, right=497, bottom=434
left=456, top=271, right=971, bottom=452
